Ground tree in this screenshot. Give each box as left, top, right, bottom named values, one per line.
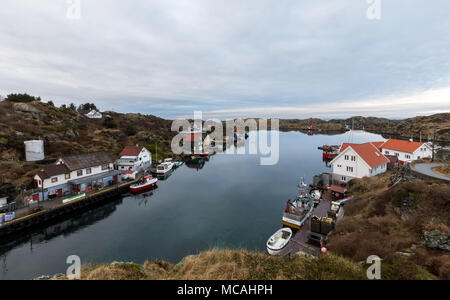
left=5, top=93, right=41, bottom=103
left=47, top=101, right=54, bottom=107
left=69, top=103, right=77, bottom=111
left=77, top=102, right=98, bottom=114
left=103, top=116, right=117, bottom=128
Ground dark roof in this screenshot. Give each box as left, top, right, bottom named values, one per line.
left=60, top=152, right=113, bottom=171
left=36, top=164, right=70, bottom=179
left=120, top=146, right=143, bottom=157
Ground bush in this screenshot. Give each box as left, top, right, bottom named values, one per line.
left=5, top=93, right=41, bottom=103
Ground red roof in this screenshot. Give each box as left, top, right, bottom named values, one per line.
left=120, top=146, right=143, bottom=157
left=371, top=141, right=385, bottom=150
left=331, top=185, right=347, bottom=194
left=339, top=142, right=389, bottom=168
left=380, top=139, right=425, bottom=154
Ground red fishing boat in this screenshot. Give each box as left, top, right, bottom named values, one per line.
left=318, top=145, right=340, bottom=160
left=130, top=175, right=158, bottom=193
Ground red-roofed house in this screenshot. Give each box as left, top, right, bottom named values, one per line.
left=379, top=139, right=432, bottom=163
left=331, top=142, right=390, bottom=182
left=116, top=145, right=152, bottom=172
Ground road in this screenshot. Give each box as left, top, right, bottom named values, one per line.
left=412, top=163, right=450, bottom=182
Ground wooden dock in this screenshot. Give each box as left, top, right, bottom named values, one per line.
left=278, top=191, right=333, bottom=257
left=0, top=177, right=141, bottom=240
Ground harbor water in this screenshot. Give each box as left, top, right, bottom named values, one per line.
left=0, top=130, right=385, bottom=279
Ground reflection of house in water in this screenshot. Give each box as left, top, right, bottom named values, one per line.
left=0, top=199, right=122, bottom=257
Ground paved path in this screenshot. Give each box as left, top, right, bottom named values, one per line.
left=412, top=163, right=450, bottom=182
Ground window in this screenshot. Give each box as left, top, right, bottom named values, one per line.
left=346, top=166, right=354, bottom=173
left=395, top=153, right=399, bottom=157
left=385, top=150, right=390, bottom=155
left=344, top=155, right=349, bottom=160
left=86, top=168, right=92, bottom=175
left=65, top=173, right=71, bottom=180
left=405, top=154, right=411, bottom=159
left=51, top=177, right=58, bottom=183
left=102, top=164, right=109, bottom=170
left=341, top=176, right=346, bottom=181
left=351, top=156, right=356, bottom=161
left=77, top=170, right=83, bottom=177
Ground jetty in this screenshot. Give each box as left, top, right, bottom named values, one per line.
left=0, top=177, right=141, bottom=240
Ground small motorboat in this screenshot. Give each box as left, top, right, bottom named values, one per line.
left=130, top=175, right=158, bottom=193
left=174, top=161, right=184, bottom=168
left=156, top=160, right=174, bottom=174
left=266, top=227, right=293, bottom=255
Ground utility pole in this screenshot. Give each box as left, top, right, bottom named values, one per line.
left=431, top=127, right=437, bottom=162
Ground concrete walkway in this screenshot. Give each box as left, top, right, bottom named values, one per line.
left=412, top=163, right=450, bottom=182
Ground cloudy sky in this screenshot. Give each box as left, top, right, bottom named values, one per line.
left=0, top=0, right=449, bottom=119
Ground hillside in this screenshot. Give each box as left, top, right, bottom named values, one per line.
left=279, top=114, right=450, bottom=141
left=327, top=172, right=450, bottom=280
left=0, top=100, right=174, bottom=189
left=45, top=249, right=435, bottom=280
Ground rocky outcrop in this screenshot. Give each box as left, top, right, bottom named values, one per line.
left=423, top=230, right=450, bottom=252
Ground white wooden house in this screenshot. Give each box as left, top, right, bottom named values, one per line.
left=379, top=139, right=432, bottom=163
left=34, top=152, right=120, bottom=201
left=330, top=142, right=390, bottom=183
left=116, top=146, right=152, bottom=173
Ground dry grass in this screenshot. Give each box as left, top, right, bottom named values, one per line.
left=433, top=165, right=450, bottom=177
left=327, top=176, right=449, bottom=279
left=53, top=249, right=368, bottom=280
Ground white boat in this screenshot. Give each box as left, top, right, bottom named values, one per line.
left=130, top=175, right=158, bottom=193
left=156, top=161, right=174, bottom=174
left=267, top=227, right=293, bottom=255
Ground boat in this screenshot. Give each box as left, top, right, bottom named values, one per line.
left=282, top=178, right=315, bottom=230
left=266, top=227, right=293, bottom=255
left=156, top=160, right=174, bottom=174
left=130, top=175, right=158, bottom=193
left=174, top=161, right=184, bottom=168
left=318, top=145, right=340, bottom=160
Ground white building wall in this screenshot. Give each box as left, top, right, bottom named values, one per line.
left=382, top=145, right=431, bottom=163
left=331, top=148, right=387, bottom=182
left=36, top=162, right=114, bottom=188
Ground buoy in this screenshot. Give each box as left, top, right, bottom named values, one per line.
left=321, top=247, right=327, bottom=254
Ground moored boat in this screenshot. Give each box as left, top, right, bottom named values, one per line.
left=282, top=178, right=315, bottom=230
left=174, top=161, right=184, bottom=168
left=266, top=227, right=293, bottom=255
left=130, top=175, right=158, bottom=193
left=156, top=160, right=174, bottom=174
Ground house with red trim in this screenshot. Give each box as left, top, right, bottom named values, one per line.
left=379, top=139, right=432, bottom=163
left=330, top=142, right=390, bottom=182
left=34, top=152, right=119, bottom=201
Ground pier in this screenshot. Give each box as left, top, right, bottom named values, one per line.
left=0, top=177, right=141, bottom=240
left=279, top=190, right=335, bottom=257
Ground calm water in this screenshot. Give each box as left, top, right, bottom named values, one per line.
left=0, top=130, right=384, bottom=279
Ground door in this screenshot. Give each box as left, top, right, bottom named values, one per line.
left=56, top=189, right=63, bottom=197
left=113, top=175, right=118, bottom=183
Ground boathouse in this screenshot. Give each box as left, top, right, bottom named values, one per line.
left=34, top=152, right=120, bottom=201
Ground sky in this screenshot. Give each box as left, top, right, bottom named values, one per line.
left=0, top=0, right=449, bottom=120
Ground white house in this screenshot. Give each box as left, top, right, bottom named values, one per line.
left=379, top=139, right=432, bottom=163
left=34, top=152, right=120, bottom=201
left=85, top=110, right=103, bottom=119
left=116, top=146, right=152, bottom=173
left=330, top=142, right=390, bottom=183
